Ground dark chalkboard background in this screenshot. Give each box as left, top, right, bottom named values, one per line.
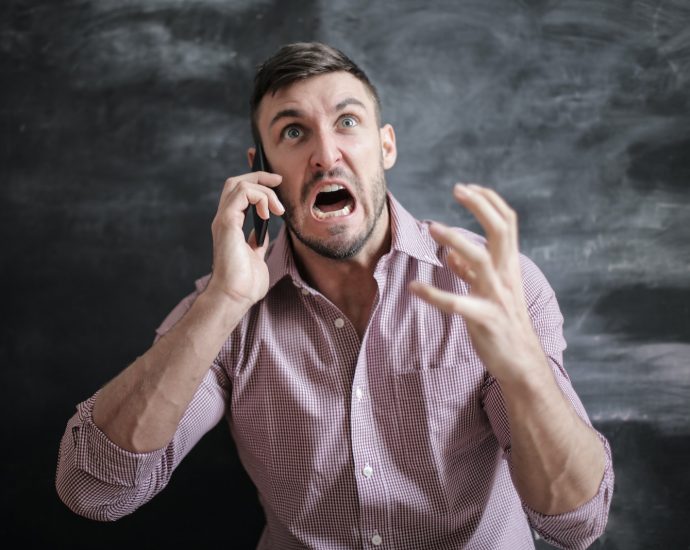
left=2, top=0, right=689, bottom=548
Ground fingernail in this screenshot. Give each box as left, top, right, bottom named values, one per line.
left=429, top=221, right=447, bottom=234
left=455, top=183, right=471, bottom=196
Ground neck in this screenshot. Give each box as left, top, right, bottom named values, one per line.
left=290, top=206, right=391, bottom=337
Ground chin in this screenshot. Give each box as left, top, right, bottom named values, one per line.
left=302, top=232, right=367, bottom=260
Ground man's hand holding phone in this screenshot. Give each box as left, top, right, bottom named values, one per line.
left=205, top=154, right=283, bottom=312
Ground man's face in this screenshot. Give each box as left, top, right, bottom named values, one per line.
left=254, top=71, right=396, bottom=260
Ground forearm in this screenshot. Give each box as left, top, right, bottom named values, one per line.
left=92, top=287, right=247, bottom=453
left=501, top=360, right=606, bottom=516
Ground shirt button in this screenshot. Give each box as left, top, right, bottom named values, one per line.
left=301, top=288, right=309, bottom=295
left=371, top=534, right=382, bottom=546
left=362, top=464, right=373, bottom=478
left=355, top=387, right=363, bottom=400
left=334, top=317, right=345, bottom=328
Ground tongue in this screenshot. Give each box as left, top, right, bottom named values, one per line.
left=317, top=197, right=350, bottom=212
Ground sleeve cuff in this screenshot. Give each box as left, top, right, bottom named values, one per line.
left=524, top=432, right=614, bottom=548
left=73, top=394, right=166, bottom=487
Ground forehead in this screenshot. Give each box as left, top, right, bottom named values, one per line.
left=256, top=71, right=375, bottom=129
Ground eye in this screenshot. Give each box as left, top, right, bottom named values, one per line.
left=339, top=116, right=358, bottom=129
left=282, top=125, right=303, bottom=140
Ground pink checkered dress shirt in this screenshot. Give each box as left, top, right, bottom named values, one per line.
left=56, top=193, right=613, bottom=550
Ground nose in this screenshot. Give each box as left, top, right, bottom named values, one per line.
left=310, top=130, right=342, bottom=172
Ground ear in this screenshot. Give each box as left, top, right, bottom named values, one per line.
left=380, top=124, right=397, bottom=170
left=247, top=147, right=256, bottom=169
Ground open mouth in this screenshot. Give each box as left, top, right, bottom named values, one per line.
left=312, top=184, right=355, bottom=220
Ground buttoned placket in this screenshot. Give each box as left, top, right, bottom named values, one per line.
left=295, top=266, right=391, bottom=547
left=348, top=255, right=392, bottom=548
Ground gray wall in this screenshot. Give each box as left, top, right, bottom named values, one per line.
left=2, top=0, right=689, bottom=548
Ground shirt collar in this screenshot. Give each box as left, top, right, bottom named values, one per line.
left=265, top=191, right=442, bottom=291
left=387, top=193, right=443, bottom=267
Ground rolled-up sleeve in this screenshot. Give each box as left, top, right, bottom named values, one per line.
left=55, top=362, right=229, bottom=520
left=55, top=278, right=229, bottom=521
left=524, top=431, right=614, bottom=550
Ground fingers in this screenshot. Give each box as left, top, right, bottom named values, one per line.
left=215, top=172, right=285, bottom=228
left=228, top=171, right=283, bottom=188
left=429, top=223, right=485, bottom=264
left=453, top=184, right=518, bottom=268
left=457, top=183, right=515, bottom=219
left=428, top=222, right=498, bottom=291
left=408, top=280, right=488, bottom=321
left=421, top=183, right=523, bottom=306
left=447, top=250, right=477, bottom=284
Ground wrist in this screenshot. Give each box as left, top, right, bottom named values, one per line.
left=196, top=283, right=252, bottom=332
left=497, top=356, right=566, bottom=419
left=203, top=277, right=255, bottom=310
left=492, top=337, right=552, bottom=386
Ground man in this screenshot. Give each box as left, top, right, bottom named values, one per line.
left=56, top=42, right=613, bottom=549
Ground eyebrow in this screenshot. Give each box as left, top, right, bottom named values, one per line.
left=335, top=97, right=367, bottom=112
left=269, top=108, right=302, bottom=129
left=268, top=97, right=368, bottom=129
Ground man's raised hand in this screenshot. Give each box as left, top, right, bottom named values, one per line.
left=409, top=184, right=548, bottom=386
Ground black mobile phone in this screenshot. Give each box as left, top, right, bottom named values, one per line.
left=251, top=142, right=270, bottom=246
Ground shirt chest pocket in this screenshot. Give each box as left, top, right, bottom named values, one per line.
left=392, top=360, right=495, bottom=471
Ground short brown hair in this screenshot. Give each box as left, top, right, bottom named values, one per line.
left=250, top=42, right=381, bottom=143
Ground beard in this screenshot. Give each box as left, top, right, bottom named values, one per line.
left=278, top=163, right=388, bottom=261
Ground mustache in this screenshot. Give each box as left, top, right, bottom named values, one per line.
left=301, top=167, right=357, bottom=203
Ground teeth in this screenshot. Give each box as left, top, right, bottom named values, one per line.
left=313, top=204, right=351, bottom=219
left=320, top=184, right=344, bottom=193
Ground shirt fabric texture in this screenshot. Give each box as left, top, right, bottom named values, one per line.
left=56, top=193, right=614, bottom=550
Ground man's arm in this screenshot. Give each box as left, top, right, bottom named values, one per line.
left=91, top=286, right=245, bottom=452
left=409, top=184, right=609, bottom=515
left=91, top=171, right=284, bottom=453
left=56, top=170, right=285, bottom=520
